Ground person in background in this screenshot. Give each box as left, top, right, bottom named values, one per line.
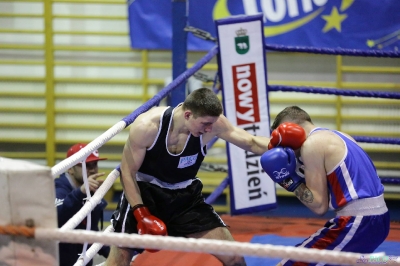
left=55, top=143, right=110, bottom=266
left=260, top=106, right=390, bottom=266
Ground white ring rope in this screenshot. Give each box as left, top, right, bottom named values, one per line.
left=80, top=161, right=91, bottom=260
left=51, top=121, right=127, bottom=178
left=73, top=225, right=115, bottom=266
left=35, top=228, right=380, bottom=266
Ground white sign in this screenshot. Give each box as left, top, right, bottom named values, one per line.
left=216, top=14, right=277, bottom=214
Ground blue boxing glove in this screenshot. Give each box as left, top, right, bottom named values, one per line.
left=260, top=147, right=305, bottom=192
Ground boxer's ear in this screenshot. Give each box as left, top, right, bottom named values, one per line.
left=184, top=110, right=192, bottom=120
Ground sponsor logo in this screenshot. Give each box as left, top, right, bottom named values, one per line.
left=232, top=63, right=260, bottom=126
left=281, top=178, right=294, bottom=190
left=214, top=0, right=355, bottom=36
left=177, top=153, right=198, bottom=169
left=273, top=168, right=290, bottom=179
left=55, top=198, right=64, bottom=207
left=235, top=28, right=249, bottom=54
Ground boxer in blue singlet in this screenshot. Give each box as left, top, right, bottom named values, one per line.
left=260, top=106, right=390, bottom=266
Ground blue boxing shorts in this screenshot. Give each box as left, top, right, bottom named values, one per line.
left=281, top=198, right=390, bottom=266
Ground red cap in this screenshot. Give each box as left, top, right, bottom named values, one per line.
left=66, top=143, right=107, bottom=163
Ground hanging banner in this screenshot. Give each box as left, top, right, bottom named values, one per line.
left=128, top=0, right=400, bottom=51
left=216, top=14, right=277, bottom=215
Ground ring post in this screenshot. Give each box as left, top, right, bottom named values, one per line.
left=169, top=0, right=188, bottom=107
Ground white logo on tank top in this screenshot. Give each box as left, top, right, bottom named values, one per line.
left=178, top=153, right=198, bottom=168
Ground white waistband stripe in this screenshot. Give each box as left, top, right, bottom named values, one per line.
left=136, top=172, right=197, bottom=190
left=336, top=194, right=388, bottom=216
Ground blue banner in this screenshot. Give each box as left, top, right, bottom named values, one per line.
left=128, top=0, right=400, bottom=51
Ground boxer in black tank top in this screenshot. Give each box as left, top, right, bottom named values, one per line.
left=111, top=105, right=226, bottom=243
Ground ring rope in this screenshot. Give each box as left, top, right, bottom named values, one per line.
left=0, top=224, right=34, bottom=238
left=0, top=225, right=374, bottom=266
left=379, top=178, right=400, bottom=185
left=265, top=44, right=400, bottom=58
left=268, top=85, right=400, bottom=100
left=205, top=176, right=229, bottom=204
left=51, top=121, right=127, bottom=178
left=267, top=85, right=400, bottom=146
left=73, top=225, right=115, bottom=266
left=352, top=136, right=400, bottom=146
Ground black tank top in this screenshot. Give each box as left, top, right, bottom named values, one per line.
left=138, top=106, right=207, bottom=184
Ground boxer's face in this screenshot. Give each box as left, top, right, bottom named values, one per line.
left=187, top=114, right=218, bottom=137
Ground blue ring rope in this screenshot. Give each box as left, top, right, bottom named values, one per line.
left=268, top=85, right=400, bottom=100
left=121, top=45, right=219, bottom=126
left=265, top=44, right=400, bottom=58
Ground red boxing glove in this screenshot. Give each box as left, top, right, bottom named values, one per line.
left=133, top=204, right=167, bottom=253
left=268, top=122, right=306, bottom=150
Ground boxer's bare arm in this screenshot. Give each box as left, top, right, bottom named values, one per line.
left=296, top=135, right=329, bottom=216
left=119, top=107, right=165, bottom=207
left=208, top=114, right=270, bottom=155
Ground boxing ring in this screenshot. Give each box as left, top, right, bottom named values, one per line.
left=1, top=16, right=400, bottom=266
